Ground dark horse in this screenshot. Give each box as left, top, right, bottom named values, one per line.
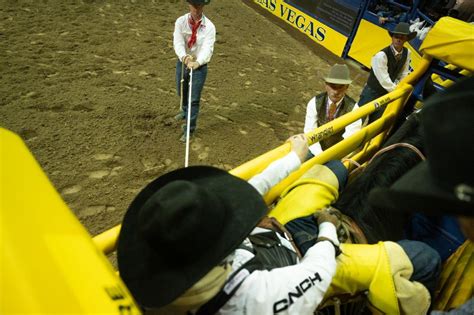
left=335, top=113, right=465, bottom=256
left=334, top=114, right=425, bottom=243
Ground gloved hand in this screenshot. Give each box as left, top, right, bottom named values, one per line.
left=314, top=207, right=350, bottom=244
left=314, top=207, right=344, bottom=256
left=314, top=207, right=340, bottom=227
left=187, top=61, right=200, bottom=70
left=287, top=134, right=309, bottom=163
left=183, top=54, right=194, bottom=65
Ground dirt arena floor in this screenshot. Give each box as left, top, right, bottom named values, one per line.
left=0, top=0, right=368, bottom=237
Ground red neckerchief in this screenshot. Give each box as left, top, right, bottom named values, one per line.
left=187, top=15, right=202, bottom=49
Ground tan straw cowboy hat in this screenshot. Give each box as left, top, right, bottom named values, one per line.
left=324, top=64, right=353, bottom=85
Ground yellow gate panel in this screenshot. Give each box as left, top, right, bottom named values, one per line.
left=420, top=17, right=474, bottom=72
left=0, top=128, right=141, bottom=314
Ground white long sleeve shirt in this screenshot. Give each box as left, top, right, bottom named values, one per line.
left=304, top=96, right=362, bottom=156
left=217, top=152, right=338, bottom=315
left=173, top=13, right=216, bottom=66
left=371, top=45, right=411, bottom=92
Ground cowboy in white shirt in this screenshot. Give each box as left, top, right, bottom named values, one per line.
left=358, top=22, right=415, bottom=122
left=118, top=132, right=441, bottom=314
left=117, top=135, right=342, bottom=315
left=304, top=64, right=362, bottom=159
left=173, top=0, right=216, bottom=142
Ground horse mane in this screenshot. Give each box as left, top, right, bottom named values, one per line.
left=335, top=114, right=424, bottom=243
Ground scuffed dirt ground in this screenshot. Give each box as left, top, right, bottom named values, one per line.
left=0, top=0, right=367, bottom=236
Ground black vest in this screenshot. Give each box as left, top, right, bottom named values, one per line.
left=194, top=231, right=298, bottom=315
left=315, top=93, right=357, bottom=151
left=366, top=46, right=408, bottom=96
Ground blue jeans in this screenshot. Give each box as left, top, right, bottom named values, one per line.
left=406, top=213, right=466, bottom=262
left=431, top=298, right=474, bottom=315
left=176, top=61, right=208, bottom=133
left=285, top=216, right=441, bottom=294
left=358, top=85, right=386, bottom=123
left=324, top=160, right=348, bottom=192
left=285, top=215, right=319, bottom=256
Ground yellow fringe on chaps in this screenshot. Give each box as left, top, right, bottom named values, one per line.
left=325, top=242, right=430, bottom=315
left=268, top=164, right=339, bottom=225
left=268, top=164, right=431, bottom=315
left=433, top=241, right=473, bottom=311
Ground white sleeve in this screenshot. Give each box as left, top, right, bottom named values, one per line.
left=248, top=151, right=301, bottom=196
left=342, top=103, right=362, bottom=139
left=304, top=97, right=318, bottom=134
left=308, top=142, right=323, bottom=157
left=196, top=21, right=216, bottom=66
left=397, top=49, right=411, bottom=81
left=173, top=16, right=187, bottom=62
left=317, top=222, right=339, bottom=245
left=371, top=52, right=396, bottom=92
left=232, top=240, right=337, bottom=315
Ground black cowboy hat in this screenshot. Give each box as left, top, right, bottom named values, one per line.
left=187, top=0, right=211, bottom=5
left=369, top=76, right=474, bottom=217
left=388, top=22, right=417, bottom=41
left=117, top=166, right=267, bottom=308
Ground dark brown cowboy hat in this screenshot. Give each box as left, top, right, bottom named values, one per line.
left=369, top=76, right=474, bottom=217
left=388, top=22, right=417, bottom=41
left=117, top=166, right=267, bottom=308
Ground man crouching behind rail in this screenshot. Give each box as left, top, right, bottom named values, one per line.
left=117, top=134, right=341, bottom=314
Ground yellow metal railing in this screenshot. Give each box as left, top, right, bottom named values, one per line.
left=4, top=15, right=473, bottom=315
left=93, top=83, right=414, bottom=255
left=93, top=53, right=450, bottom=257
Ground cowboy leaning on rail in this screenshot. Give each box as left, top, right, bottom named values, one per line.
left=117, top=134, right=343, bottom=314
left=118, top=134, right=441, bottom=314
left=304, top=64, right=362, bottom=159
left=370, top=76, right=474, bottom=314
left=358, top=22, right=416, bottom=123
left=268, top=151, right=441, bottom=314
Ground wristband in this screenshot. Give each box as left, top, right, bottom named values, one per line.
left=316, top=236, right=342, bottom=257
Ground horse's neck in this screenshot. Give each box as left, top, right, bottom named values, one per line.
left=335, top=116, right=423, bottom=243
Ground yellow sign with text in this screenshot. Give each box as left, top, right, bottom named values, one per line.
left=253, top=0, right=349, bottom=56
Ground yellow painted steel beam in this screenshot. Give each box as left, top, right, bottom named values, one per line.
left=263, top=112, right=397, bottom=204
left=401, top=55, right=432, bottom=85
left=432, top=68, right=472, bottom=88
left=231, top=85, right=413, bottom=180
left=94, top=224, right=121, bottom=254
left=94, top=85, right=413, bottom=255
left=1, top=128, right=141, bottom=314
left=350, top=133, right=386, bottom=165
left=229, top=142, right=290, bottom=180
left=93, top=113, right=394, bottom=255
